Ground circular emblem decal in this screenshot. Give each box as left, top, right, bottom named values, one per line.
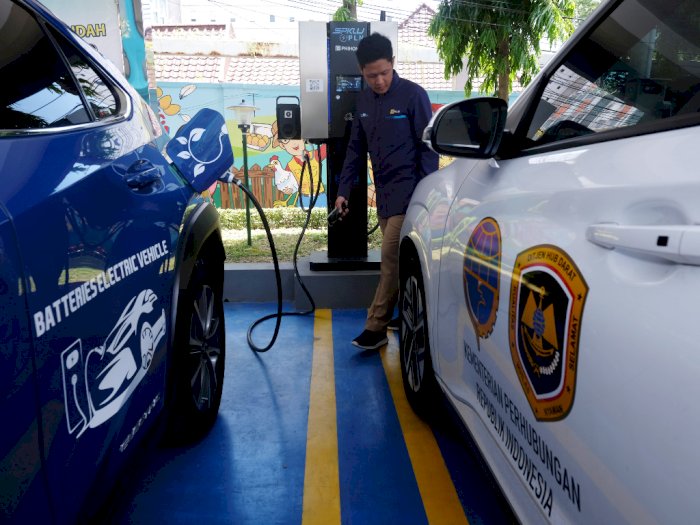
left=509, top=245, right=588, bottom=421
left=463, top=218, right=502, bottom=339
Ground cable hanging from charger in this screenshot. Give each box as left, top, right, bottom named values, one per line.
left=224, top=142, right=324, bottom=352
left=224, top=174, right=283, bottom=352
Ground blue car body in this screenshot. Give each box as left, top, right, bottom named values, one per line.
left=0, top=1, right=230, bottom=522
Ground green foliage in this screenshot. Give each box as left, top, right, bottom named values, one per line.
left=223, top=229, right=383, bottom=263
left=223, top=231, right=328, bottom=263
left=574, top=0, right=602, bottom=24
left=218, top=207, right=378, bottom=232
left=219, top=207, right=382, bottom=263
left=429, top=0, right=576, bottom=99
left=333, top=0, right=363, bottom=21
left=219, top=207, right=325, bottom=230
left=334, top=7, right=353, bottom=21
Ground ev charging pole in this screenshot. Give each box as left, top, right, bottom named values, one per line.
left=296, top=20, right=398, bottom=271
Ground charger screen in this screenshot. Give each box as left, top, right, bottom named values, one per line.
left=336, top=75, right=362, bottom=93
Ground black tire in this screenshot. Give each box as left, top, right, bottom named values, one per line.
left=399, top=255, right=437, bottom=417
left=165, top=256, right=225, bottom=444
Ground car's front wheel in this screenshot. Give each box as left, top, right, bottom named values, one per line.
left=399, top=254, right=437, bottom=417
left=166, top=256, right=225, bottom=443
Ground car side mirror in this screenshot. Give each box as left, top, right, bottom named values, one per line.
left=167, top=108, right=234, bottom=192
left=424, top=98, right=508, bottom=159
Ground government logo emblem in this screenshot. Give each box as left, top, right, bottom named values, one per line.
left=463, top=218, right=502, bottom=339
left=509, top=245, right=588, bottom=421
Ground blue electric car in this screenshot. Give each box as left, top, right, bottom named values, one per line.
left=0, top=1, right=232, bottom=522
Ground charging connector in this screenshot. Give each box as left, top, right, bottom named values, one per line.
left=328, top=201, right=347, bottom=226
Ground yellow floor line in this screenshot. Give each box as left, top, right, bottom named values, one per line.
left=302, top=309, right=341, bottom=525
left=382, top=334, right=470, bottom=525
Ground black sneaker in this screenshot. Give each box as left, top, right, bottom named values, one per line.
left=352, top=329, right=388, bottom=350
left=387, top=316, right=400, bottom=331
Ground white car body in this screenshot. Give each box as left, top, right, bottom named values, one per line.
left=400, top=0, right=700, bottom=523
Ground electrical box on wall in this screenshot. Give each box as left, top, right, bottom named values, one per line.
left=276, top=96, right=301, bottom=140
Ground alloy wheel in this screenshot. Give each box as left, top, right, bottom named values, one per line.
left=188, top=284, right=222, bottom=411
left=401, top=274, right=426, bottom=393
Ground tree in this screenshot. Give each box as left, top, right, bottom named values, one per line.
left=333, top=0, right=363, bottom=21
left=574, top=0, right=602, bottom=24
left=429, top=0, right=576, bottom=100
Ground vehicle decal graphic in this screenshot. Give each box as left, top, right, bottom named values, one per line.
left=463, top=218, right=502, bottom=339
left=509, top=245, right=587, bottom=421
left=33, top=239, right=169, bottom=338
left=465, top=341, right=583, bottom=516
left=61, top=289, right=166, bottom=437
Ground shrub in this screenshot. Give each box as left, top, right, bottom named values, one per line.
left=218, top=206, right=383, bottom=262
left=218, top=206, right=379, bottom=231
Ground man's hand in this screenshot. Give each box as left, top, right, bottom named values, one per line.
left=334, top=196, right=350, bottom=217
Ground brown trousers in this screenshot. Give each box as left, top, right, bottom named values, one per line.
left=365, top=214, right=404, bottom=332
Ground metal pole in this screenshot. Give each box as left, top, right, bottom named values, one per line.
left=240, top=124, right=252, bottom=246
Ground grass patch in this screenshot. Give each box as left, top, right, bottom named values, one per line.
left=221, top=207, right=383, bottom=263
left=223, top=230, right=329, bottom=263
left=219, top=207, right=337, bottom=231
left=223, top=229, right=383, bottom=263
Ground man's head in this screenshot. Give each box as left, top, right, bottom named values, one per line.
left=356, top=33, right=394, bottom=95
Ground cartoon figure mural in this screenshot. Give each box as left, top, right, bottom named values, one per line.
left=152, top=82, right=464, bottom=211
left=367, top=163, right=376, bottom=207
left=268, top=155, right=299, bottom=206
left=156, top=85, right=196, bottom=133
left=270, top=120, right=327, bottom=208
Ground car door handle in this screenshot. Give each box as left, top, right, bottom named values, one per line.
left=586, top=223, right=700, bottom=265
left=124, top=160, right=162, bottom=189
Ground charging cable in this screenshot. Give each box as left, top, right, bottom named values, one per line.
left=221, top=142, right=323, bottom=352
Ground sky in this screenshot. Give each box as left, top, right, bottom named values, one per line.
left=181, top=0, right=440, bottom=25
left=354, top=0, right=441, bottom=21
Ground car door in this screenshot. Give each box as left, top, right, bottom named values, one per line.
left=0, top=2, right=186, bottom=521
left=436, top=0, right=700, bottom=523
left=0, top=204, right=54, bottom=523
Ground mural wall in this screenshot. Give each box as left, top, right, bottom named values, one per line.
left=38, top=1, right=522, bottom=212
left=155, top=81, right=468, bottom=210
left=36, top=1, right=513, bottom=212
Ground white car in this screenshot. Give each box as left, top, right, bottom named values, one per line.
left=398, top=0, right=700, bottom=523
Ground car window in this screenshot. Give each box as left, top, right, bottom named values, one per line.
left=0, top=2, right=90, bottom=130
left=48, top=27, right=122, bottom=121
left=526, top=0, right=700, bottom=145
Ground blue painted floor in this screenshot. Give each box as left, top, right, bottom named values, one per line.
left=106, top=303, right=516, bottom=524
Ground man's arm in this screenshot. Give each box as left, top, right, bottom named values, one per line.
left=335, top=114, right=367, bottom=214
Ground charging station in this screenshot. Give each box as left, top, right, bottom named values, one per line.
left=292, top=20, right=398, bottom=271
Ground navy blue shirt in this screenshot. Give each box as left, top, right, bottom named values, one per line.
left=338, top=71, right=439, bottom=218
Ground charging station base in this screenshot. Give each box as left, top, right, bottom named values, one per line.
left=308, top=249, right=381, bottom=272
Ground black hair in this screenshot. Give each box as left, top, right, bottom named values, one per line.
left=356, top=32, right=393, bottom=68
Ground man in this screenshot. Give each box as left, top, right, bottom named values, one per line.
left=334, top=32, right=439, bottom=350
